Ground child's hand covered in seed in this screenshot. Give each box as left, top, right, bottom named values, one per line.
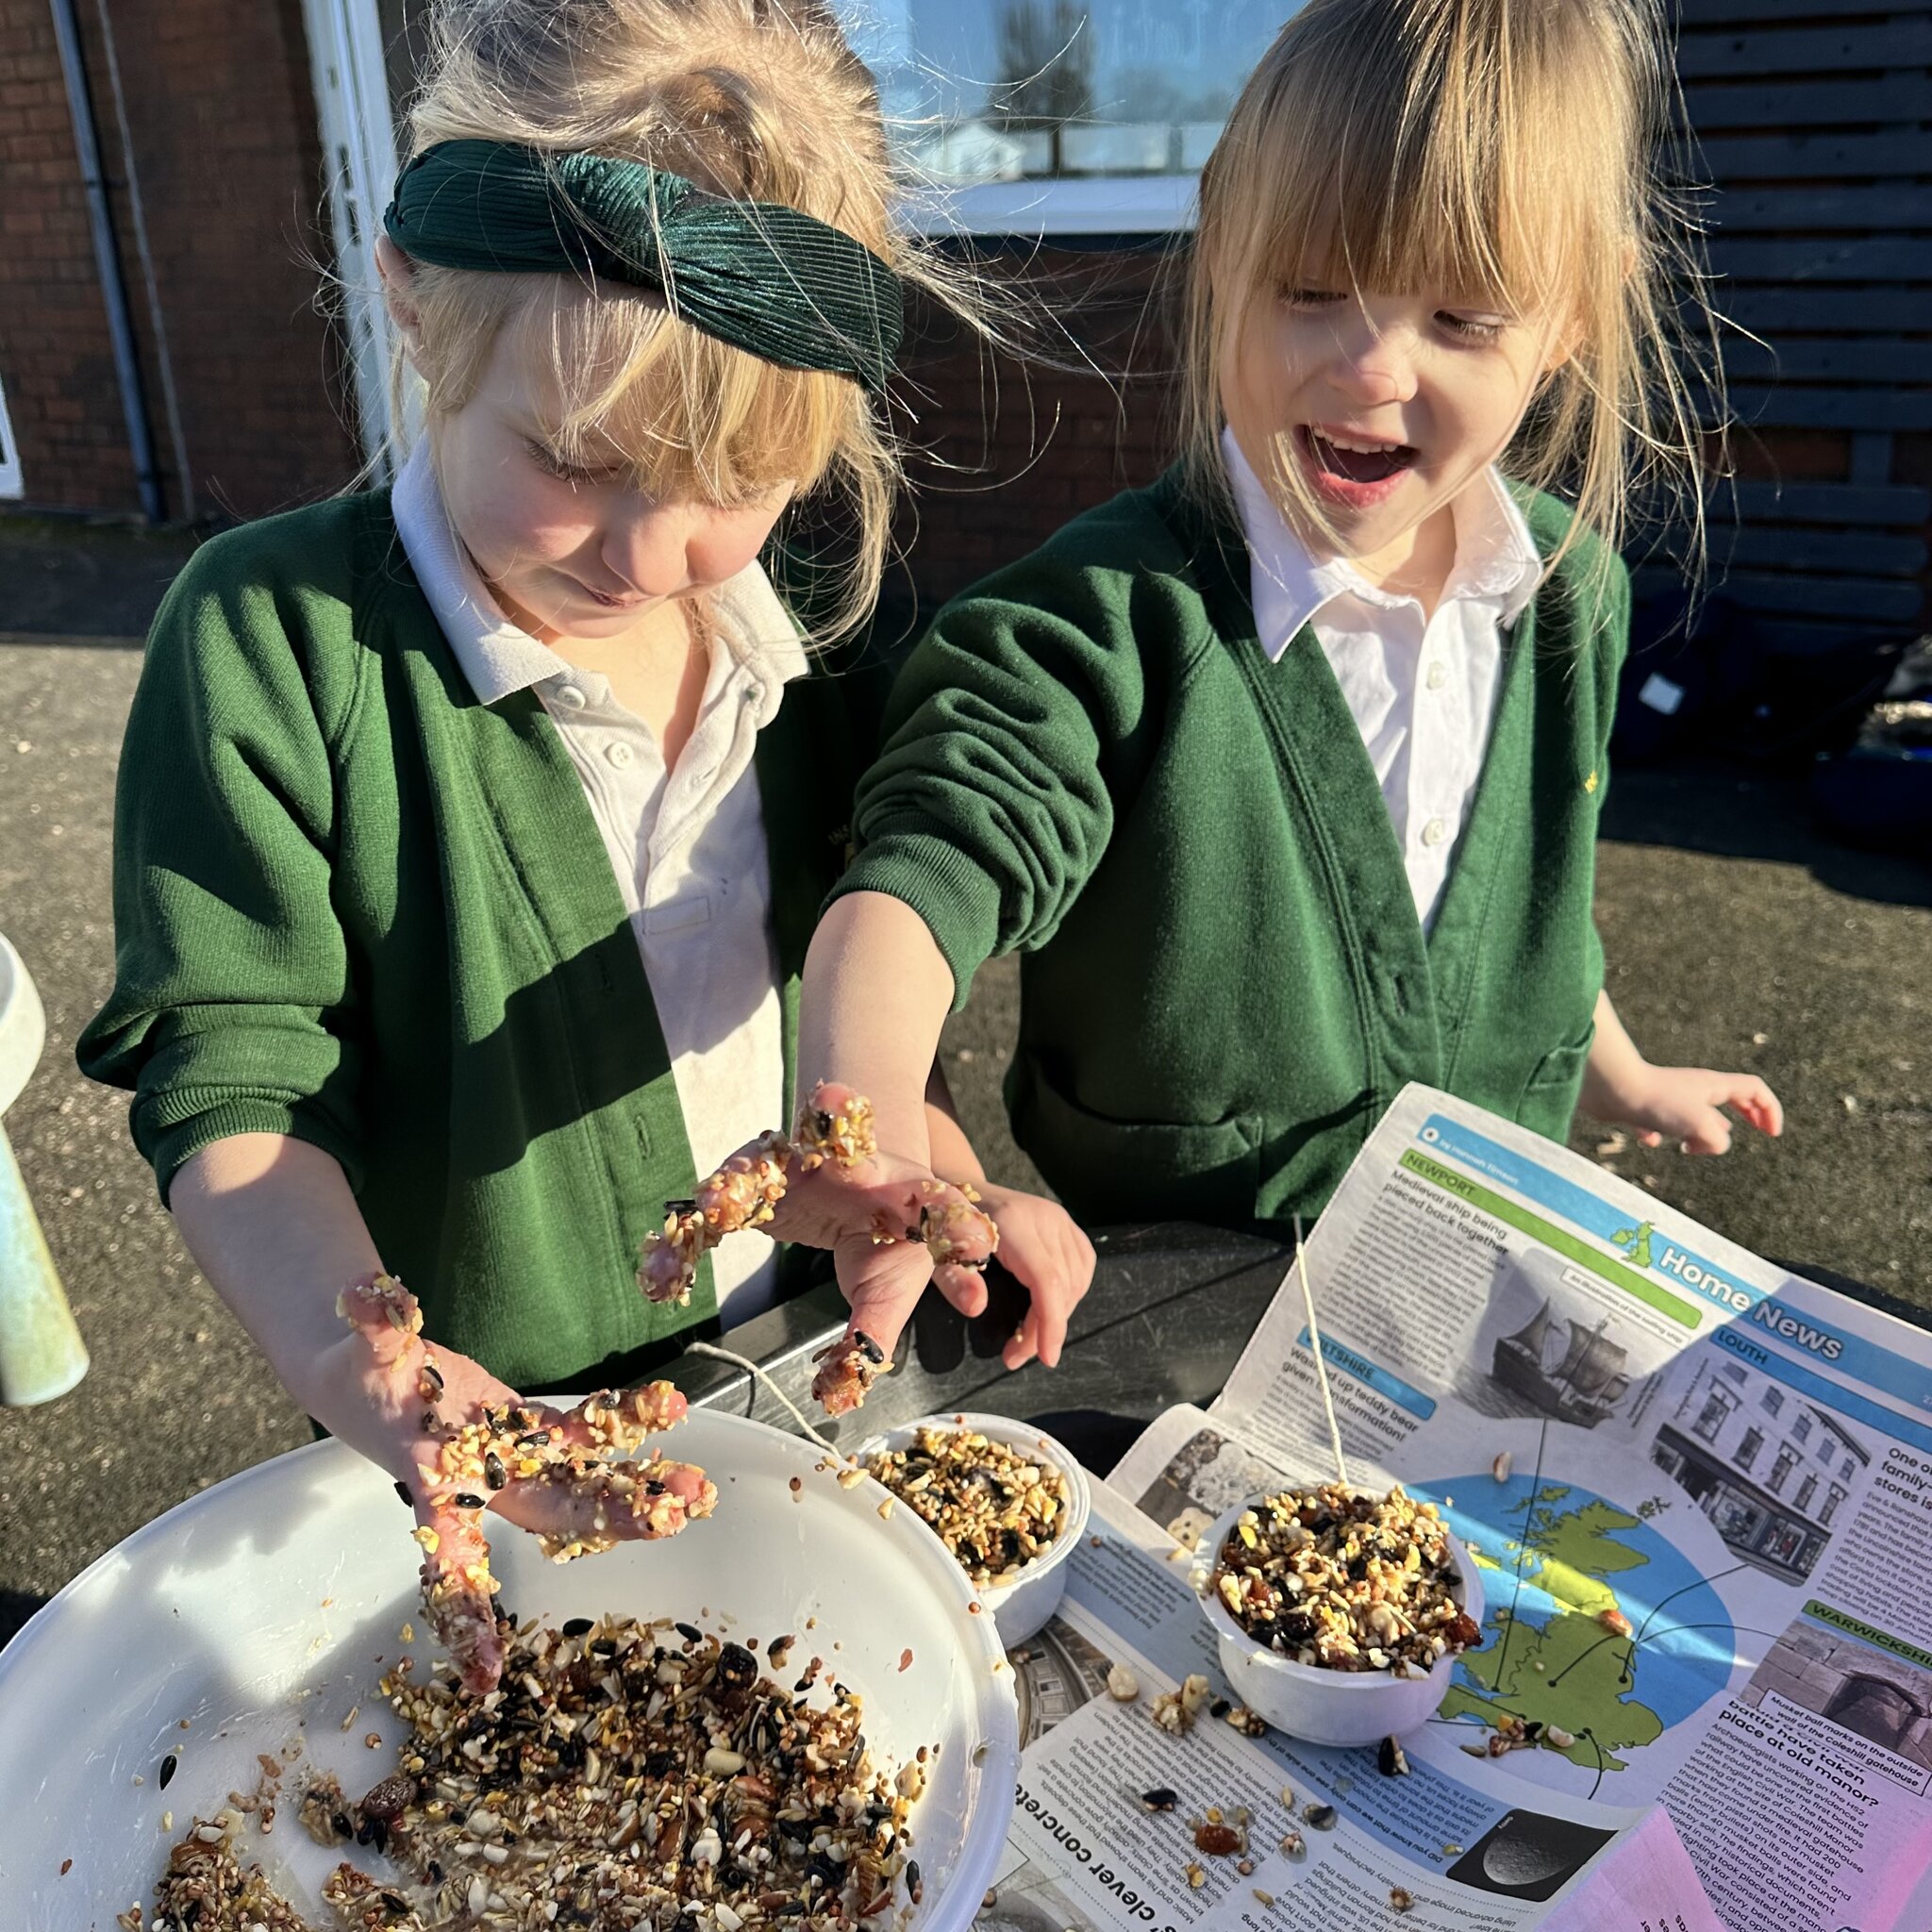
left=337, top=1274, right=714, bottom=1695
left=638, top=1081, right=999, bottom=1379
left=967, top=1183, right=1095, bottom=1370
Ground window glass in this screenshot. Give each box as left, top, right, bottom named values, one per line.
left=1693, top=1388, right=1736, bottom=1441
left=841, top=1, right=1289, bottom=184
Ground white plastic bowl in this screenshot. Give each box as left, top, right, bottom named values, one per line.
left=856, top=1412, right=1091, bottom=1650
left=1197, top=1489, right=1485, bottom=1748
left=0, top=1407, right=1019, bottom=1925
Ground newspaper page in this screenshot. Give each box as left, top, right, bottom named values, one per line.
left=988, top=1483, right=1720, bottom=1932
left=1102, top=1083, right=1932, bottom=1932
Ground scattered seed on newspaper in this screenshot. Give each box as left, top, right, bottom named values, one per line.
left=1600, top=1607, right=1633, bottom=1637
left=1279, top=1831, right=1306, bottom=1859
left=1378, top=1736, right=1409, bottom=1777
left=1279, top=1785, right=1295, bottom=1807
left=1304, top=1803, right=1338, bottom=1831
left=1184, top=1861, right=1205, bottom=1890
left=1107, top=1663, right=1140, bottom=1701
left=1141, top=1787, right=1179, bottom=1812
left=1441, top=1842, right=1463, bottom=1857
left=1236, top=1857, right=1255, bottom=1875
left=1252, top=1890, right=1275, bottom=1908
left=1492, top=1451, right=1512, bottom=1483
left=1545, top=1724, right=1576, bottom=1749
left=1391, top=1887, right=1415, bottom=1912
left=1195, top=1822, right=1240, bottom=1857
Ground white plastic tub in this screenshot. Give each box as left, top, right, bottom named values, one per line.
left=0, top=1407, right=1019, bottom=1924
left=1197, top=1490, right=1485, bottom=1747
left=856, top=1412, right=1091, bottom=1650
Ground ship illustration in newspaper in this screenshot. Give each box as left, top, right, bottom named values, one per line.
left=1491, top=1300, right=1635, bottom=1428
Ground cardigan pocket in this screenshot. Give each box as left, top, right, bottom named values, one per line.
left=1517, top=1028, right=1594, bottom=1139
left=1012, top=1058, right=1263, bottom=1226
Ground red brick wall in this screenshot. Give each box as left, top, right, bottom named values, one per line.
left=891, top=245, right=1181, bottom=614
left=0, top=0, right=134, bottom=511
left=0, top=0, right=357, bottom=524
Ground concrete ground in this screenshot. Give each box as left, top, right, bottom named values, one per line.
left=1, top=536, right=1927, bottom=1649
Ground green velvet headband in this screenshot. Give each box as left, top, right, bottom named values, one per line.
left=384, top=140, right=905, bottom=393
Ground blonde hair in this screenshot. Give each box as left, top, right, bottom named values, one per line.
left=391, top=0, right=974, bottom=641
left=1179, top=0, right=1716, bottom=585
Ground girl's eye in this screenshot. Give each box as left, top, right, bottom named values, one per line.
left=1438, top=310, right=1508, bottom=342
left=525, top=439, right=584, bottom=481
left=525, top=439, right=623, bottom=486
left=1283, top=287, right=1345, bottom=308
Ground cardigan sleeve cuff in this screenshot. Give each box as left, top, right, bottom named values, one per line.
left=135, top=1090, right=367, bottom=1208
left=825, top=826, right=1008, bottom=1013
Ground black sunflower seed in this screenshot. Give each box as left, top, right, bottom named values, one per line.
left=675, top=1622, right=705, bottom=1644
left=1140, top=1788, right=1178, bottom=1811
left=484, top=1451, right=508, bottom=1491
left=158, top=1752, right=178, bottom=1789
left=561, top=1617, right=594, bottom=1639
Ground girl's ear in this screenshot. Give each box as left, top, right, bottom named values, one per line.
left=375, top=234, right=425, bottom=358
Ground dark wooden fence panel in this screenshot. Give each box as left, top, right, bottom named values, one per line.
left=1673, top=0, right=1931, bottom=647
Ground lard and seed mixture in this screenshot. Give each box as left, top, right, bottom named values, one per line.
left=118, top=1614, right=929, bottom=1932
left=862, top=1425, right=1071, bottom=1588
left=1212, top=1483, right=1481, bottom=1674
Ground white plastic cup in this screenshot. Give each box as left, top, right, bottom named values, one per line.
left=1196, top=1490, right=1485, bottom=1747
left=0, top=932, right=88, bottom=1407
left=856, top=1411, right=1092, bottom=1650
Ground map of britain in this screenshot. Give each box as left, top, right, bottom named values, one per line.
left=1412, top=1474, right=1737, bottom=1774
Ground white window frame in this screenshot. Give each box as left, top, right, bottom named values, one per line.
left=302, top=0, right=410, bottom=477
left=0, top=375, right=22, bottom=498
left=903, top=173, right=1198, bottom=238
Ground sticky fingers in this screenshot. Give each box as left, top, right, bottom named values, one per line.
left=341, top=1274, right=714, bottom=1695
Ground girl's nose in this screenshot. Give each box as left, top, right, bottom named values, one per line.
left=1327, top=315, right=1419, bottom=407
left=600, top=505, right=694, bottom=600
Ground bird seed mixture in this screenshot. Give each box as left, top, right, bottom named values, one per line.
left=1211, top=1484, right=1481, bottom=1674
left=118, top=1614, right=929, bottom=1932
left=862, top=1425, right=1072, bottom=1588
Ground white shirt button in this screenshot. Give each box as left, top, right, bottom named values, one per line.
left=555, top=683, right=587, bottom=709
left=1421, top=816, right=1448, bottom=847
left=1425, top=660, right=1448, bottom=691
left=606, top=741, right=635, bottom=769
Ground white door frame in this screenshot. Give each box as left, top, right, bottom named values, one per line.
left=300, top=0, right=406, bottom=479
left=0, top=374, right=24, bottom=499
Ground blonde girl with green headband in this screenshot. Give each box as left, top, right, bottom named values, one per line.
left=692, top=0, right=1786, bottom=1368
left=77, top=0, right=1079, bottom=1689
